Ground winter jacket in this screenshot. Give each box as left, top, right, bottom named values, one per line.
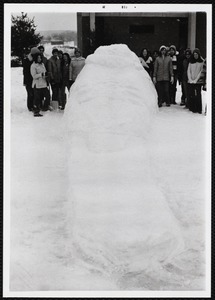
left=153, top=55, right=173, bottom=81
left=47, top=56, right=62, bottom=84
left=69, top=57, right=85, bottom=81
left=181, top=58, right=190, bottom=82
left=30, top=62, right=48, bottom=89
left=42, top=55, right=48, bottom=68
left=23, top=55, right=33, bottom=86
left=187, top=61, right=204, bottom=84
left=61, top=62, right=70, bottom=82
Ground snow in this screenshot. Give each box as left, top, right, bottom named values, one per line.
left=8, top=44, right=209, bottom=296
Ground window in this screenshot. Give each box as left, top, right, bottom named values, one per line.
left=129, top=25, right=154, bottom=34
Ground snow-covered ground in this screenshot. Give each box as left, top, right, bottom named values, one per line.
left=7, top=46, right=210, bottom=296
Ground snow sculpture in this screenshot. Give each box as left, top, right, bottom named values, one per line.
left=64, top=44, right=184, bottom=281
left=64, top=44, right=158, bottom=152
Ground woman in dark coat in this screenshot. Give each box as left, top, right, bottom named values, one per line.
left=139, top=48, right=153, bottom=77
left=59, top=53, right=71, bottom=110
left=180, top=49, right=191, bottom=107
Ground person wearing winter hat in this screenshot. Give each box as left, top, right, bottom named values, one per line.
left=153, top=45, right=174, bottom=107
left=22, top=46, right=40, bottom=111
left=169, top=45, right=178, bottom=104
left=187, top=48, right=204, bottom=114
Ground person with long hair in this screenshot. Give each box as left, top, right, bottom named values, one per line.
left=187, top=48, right=204, bottom=114
left=180, top=49, right=192, bottom=107
left=30, top=53, right=50, bottom=117
left=139, top=48, right=153, bottom=77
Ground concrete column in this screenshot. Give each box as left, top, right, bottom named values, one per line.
left=187, top=12, right=196, bottom=50
left=90, top=13, right=96, bottom=32
left=77, top=13, right=82, bottom=52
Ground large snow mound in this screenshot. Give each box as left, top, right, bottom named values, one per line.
left=64, top=44, right=158, bottom=152
left=63, top=44, right=185, bottom=278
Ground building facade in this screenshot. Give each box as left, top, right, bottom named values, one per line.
left=77, top=12, right=206, bottom=58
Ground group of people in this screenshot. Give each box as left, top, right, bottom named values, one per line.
left=23, top=43, right=206, bottom=117
left=23, top=45, right=85, bottom=117
left=139, top=45, right=206, bottom=113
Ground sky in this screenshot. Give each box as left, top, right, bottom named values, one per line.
left=12, top=12, right=77, bottom=32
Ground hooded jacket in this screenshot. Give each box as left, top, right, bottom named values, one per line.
left=187, top=49, right=204, bottom=84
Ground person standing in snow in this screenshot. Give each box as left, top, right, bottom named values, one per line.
left=30, top=53, right=51, bottom=117
left=177, top=47, right=186, bottom=106
left=153, top=45, right=174, bottom=107
left=187, top=48, right=204, bottom=114
left=169, top=45, right=179, bottom=104
left=22, top=47, right=40, bottom=111
left=69, top=48, right=85, bottom=87
left=151, top=50, right=159, bottom=80
left=139, top=48, right=153, bottom=77
left=201, top=58, right=207, bottom=115
left=59, top=53, right=71, bottom=110
left=180, top=49, right=191, bottom=108
left=47, top=48, right=62, bottom=108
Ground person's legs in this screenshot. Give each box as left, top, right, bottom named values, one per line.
left=51, top=83, right=59, bottom=101
left=181, top=81, right=186, bottom=103
left=163, top=81, right=170, bottom=106
left=25, top=85, right=34, bottom=111
left=59, top=83, right=66, bottom=109
left=156, top=81, right=163, bottom=107
left=33, top=87, right=43, bottom=116
left=182, top=81, right=188, bottom=107
left=194, top=84, right=202, bottom=114
left=170, top=77, right=177, bottom=104
left=188, top=84, right=195, bottom=112
left=42, top=88, right=51, bottom=110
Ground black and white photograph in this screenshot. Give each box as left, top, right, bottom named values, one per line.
left=3, top=3, right=211, bottom=298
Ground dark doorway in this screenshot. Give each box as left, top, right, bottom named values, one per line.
left=178, top=18, right=188, bottom=51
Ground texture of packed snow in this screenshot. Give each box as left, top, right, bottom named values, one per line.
left=8, top=44, right=209, bottom=295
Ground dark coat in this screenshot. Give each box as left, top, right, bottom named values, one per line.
left=47, top=56, right=62, bottom=84
left=182, top=58, right=190, bottom=82
left=23, top=56, right=33, bottom=86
